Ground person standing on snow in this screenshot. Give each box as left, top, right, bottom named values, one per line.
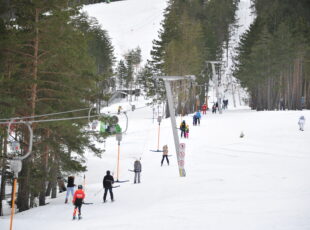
left=65, top=176, right=75, bottom=203
left=298, top=116, right=306, bottom=131
left=134, top=159, right=142, bottom=183
left=103, top=170, right=114, bottom=202
left=202, top=104, right=207, bottom=115
left=192, top=114, right=197, bottom=126
left=161, top=145, right=169, bottom=166
left=185, top=125, right=189, bottom=138
left=72, top=185, right=85, bottom=220
left=180, top=120, right=186, bottom=138
left=195, top=111, right=201, bottom=125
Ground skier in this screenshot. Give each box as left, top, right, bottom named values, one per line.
left=103, top=170, right=114, bottom=202
left=117, top=106, right=122, bottom=115
left=185, top=125, right=189, bottom=138
left=180, top=120, right=186, bottom=138
left=161, top=145, right=169, bottom=166
left=133, top=159, right=142, bottom=183
left=195, top=111, right=201, bottom=125
left=65, top=176, right=75, bottom=203
left=202, top=104, right=207, bottom=115
left=192, top=114, right=197, bottom=126
left=72, top=185, right=85, bottom=220
left=298, top=115, right=306, bottom=131
left=212, top=104, right=216, bottom=114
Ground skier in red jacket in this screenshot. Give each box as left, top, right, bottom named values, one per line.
left=72, top=185, right=85, bottom=220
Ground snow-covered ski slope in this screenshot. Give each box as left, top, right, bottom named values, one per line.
left=83, top=0, right=168, bottom=62
left=1, top=100, right=310, bottom=230
left=1, top=0, right=310, bottom=229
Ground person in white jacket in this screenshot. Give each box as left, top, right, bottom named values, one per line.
left=298, top=116, right=306, bottom=131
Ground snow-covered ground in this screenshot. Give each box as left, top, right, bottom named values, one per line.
left=2, top=1, right=310, bottom=229
left=83, top=0, right=168, bottom=62
left=1, top=99, right=310, bottom=230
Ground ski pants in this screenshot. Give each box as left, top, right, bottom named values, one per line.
left=161, top=155, right=169, bottom=166
left=134, top=172, right=141, bottom=183
left=197, top=118, right=200, bottom=125
left=103, top=188, right=114, bottom=202
left=299, top=121, right=305, bottom=131
left=73, top=203, right=82, bottom=216
left=66, top=187, right=75, bottom=199
left=180, top=130, right=186, bottom=137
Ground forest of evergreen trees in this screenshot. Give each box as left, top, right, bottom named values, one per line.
left=0, top=0, right=114, bottom=214
left=234, top=0, right=310, bottom=110
left=139, top=0, right=238, bottom=115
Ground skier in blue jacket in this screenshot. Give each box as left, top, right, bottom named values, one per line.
left=195, top=111, right=201, bottom=125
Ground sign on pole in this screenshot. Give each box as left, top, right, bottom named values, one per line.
left=178, top=143, right=186, bottom=176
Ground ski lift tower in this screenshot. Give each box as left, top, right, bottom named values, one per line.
left=153, top=75, right=196, bottom=177
left=206, top=61, right=225, bottom=114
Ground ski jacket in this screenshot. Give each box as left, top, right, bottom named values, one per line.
left=103, top=175, right=114, bottom=189
left=298, top=116, right=305, bottom=124
left=134, top=160, right=142, bottom=172
left=180, top=122, right=186, bottom=131
left=195, top=112, right=201, bottom=118
left=163, top=145, right=168, bottom=155
left=73, top=189, right=85, bottom=205
left=67, top=176, right=75, bottom=188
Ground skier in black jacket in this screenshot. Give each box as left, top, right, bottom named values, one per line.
left=103, top=170, right=114, bottom=202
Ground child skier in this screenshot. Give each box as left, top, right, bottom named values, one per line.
left=134, top=159, right=142, bottom=183
left=72, top=185, right=85, bottom=220
left=185, top=125, right=189, bottom=138
left=298, top=115, right=306, bottom=131
left=161, top=145, right=169, bottom=166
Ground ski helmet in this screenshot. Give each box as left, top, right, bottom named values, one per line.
left=78, top=185, right=83, bottom=189
left=106, top=170, right=110, bottom=175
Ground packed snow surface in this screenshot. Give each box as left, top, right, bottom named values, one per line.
left=1, top=0, right=310, bottom=229
left=1, top=99, right=310, bottom=230
left=83, top=0, right=168, bottom=62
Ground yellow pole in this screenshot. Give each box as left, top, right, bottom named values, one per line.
left=116, top=143, right=120, bottom=181
left=157, top=124, right=160, bottom=151
left=10, top=178, right=17, bottom=230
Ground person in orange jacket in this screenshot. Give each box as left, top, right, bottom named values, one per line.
left=72, top=185, right=85, bottom=220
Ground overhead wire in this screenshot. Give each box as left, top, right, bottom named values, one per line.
left=0, top=108, right=90, bottom=121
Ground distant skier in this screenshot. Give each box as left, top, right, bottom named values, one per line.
left=298, top=116, right=306, bottom=131
left=117, top=106, right=122, bottom=115
left=202, top=104, right=207, bottom=115
left=180, top=120, right=186, bottom=138
left=212, top=104, right=216, bottom=114
left=195, top=111, right=201, bottom=125
left=103, top=170, right=114, bottom=202
left=161, top=145, right=169, bottom=166
left=133, top=159, right=142, bottom=183
left=72, top=185, right=85, bottom=220
left=185, top=125, right=189, bottom=138
left=192, top=114, right=197, bottom=126
left=65, top=176, right=75, bottom=203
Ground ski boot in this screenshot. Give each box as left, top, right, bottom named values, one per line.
left=78, top=215, right=82, bottom=220
left=65, top=198, right=68, bottom=204
left=73, top=215, right=76, bottom=220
